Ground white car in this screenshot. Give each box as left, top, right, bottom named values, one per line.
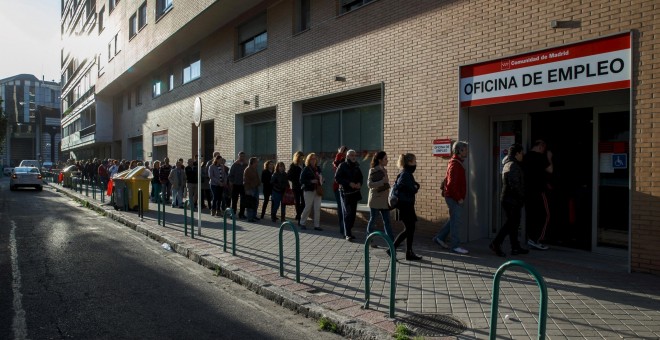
left=19, top=160, right=40, bottom=168
left=10, top=167, right=43, bottom=191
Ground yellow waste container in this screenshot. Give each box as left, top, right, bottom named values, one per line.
left=124, top=166, right=152, bottom=211
left=62, top=165, right=80, bottom=188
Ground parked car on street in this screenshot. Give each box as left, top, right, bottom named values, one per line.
left=10, top=167, right=43, bottom=191
left=3, top=167, right=14, bottom=176
left=19, top=160, right=40, bottom=168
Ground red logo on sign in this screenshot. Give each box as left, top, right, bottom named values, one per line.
left=501, top=59, right=510, bottom=70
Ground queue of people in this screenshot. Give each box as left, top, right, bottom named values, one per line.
left=75, top=138, right=551, bottom=261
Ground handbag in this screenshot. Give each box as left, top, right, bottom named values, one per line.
left=283, top=188, right=295, bottom=205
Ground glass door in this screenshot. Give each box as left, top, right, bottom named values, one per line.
left=594, top=111, right=630, bottom=251
left=491, top=116, right=527, bottom=237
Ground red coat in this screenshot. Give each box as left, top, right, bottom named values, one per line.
left=444, top=155, right=466, bottom=201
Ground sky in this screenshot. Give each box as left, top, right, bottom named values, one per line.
left=0, top=0, right=61, bottom=83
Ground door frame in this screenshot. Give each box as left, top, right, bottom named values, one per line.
left=489, top=114, right=529, bottom=238
left=592, top=104, right=630, bottom=258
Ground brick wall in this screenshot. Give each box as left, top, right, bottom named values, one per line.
left=104, top=0, right=659, bottom=274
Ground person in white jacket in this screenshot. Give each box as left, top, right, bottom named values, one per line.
left=168, top=159, right=187, bottom=208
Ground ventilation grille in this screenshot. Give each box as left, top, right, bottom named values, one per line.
left=302, top=88, right=381, bottom=114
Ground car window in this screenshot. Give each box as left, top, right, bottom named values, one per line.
left=29, top=168, right=40, bottom=173
left=14, top=167, right=40, bottom=174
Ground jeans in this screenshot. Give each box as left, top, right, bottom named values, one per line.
left=211, top=185, right=223, bottom=211
left=245, top=188, right=259, bottom=220
left=435, top=197, right=464, bottom=249
left=340, top=193, right=359, bottom=237
left=334, top=190, right=345, bottom=234
left=152, top=182, right=162, bottom=202
left=171, top=186, right=183, bottom=207
left=271, top=191, right=286, bottom=220
left=366, top=208, right=393, bottom=241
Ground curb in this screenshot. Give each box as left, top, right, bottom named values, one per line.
left=51, top=184, right=393, bottom=339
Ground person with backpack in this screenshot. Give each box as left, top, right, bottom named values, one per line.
left=389, top=153, right=422, bottom=261
left=433, top=141, right=470, bottom=254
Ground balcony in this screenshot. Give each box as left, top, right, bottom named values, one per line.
left=80, top=124, right=95, bottom=137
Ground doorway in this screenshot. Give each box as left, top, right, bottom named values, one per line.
left=529, top=108, right=593, bottom=250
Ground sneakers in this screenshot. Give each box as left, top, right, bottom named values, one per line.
left=433, top=237, right=450, bottom=249
left=489, top=243, right=506, bottom=257
left=527, top=239, right=549, bottom=250
left=452, top=247, right=469, bottom=254
left=406, top=251, right=422, bottom=261
left=345, top=235, right=356, bottom=241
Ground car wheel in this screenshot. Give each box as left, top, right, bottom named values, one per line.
left=36, top=186, right=43, bottom=191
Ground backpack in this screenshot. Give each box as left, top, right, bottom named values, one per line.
left=388, top=172, right=403, bottom=209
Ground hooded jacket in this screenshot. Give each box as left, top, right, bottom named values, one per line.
left=501, top=154, right=525, bottom=207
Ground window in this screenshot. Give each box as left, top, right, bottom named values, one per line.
left=108, top=32, right=120, bottom=60
left=135, top=86, right=142, bottom=106
left=129, top=14, right=137, bottom=38
left=237, top=13, right=267, bottom=58
left=302, top=89, right=382, bottom=203
left=156, top=0, right=172, bottom=19
left=152, top=76, right=162, bottom=98
left=138, top=2, right=147, bottom=29
left=168, top=70, right=174, bottom=91
left=295, top=0, right=310, bottom=33
left=182, top=53, right=200, bottom=84
left=98, top=6, right=105, bottom=33
left=109, top=0, right=119, bottom=12
left=339, top=0, right=374, bottom=14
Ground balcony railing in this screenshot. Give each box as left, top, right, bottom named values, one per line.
left=80, top=124, right=96, bottom=137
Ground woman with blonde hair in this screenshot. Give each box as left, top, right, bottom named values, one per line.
left=299, top=153, right=323, bottom=231
left=287, top=151, right=305, bottom=224
left=390, top=153, right=422, bottom=261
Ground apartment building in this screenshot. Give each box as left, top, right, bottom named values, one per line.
left=0, top=74, right=61, bottom=167
left=59, top=0, right=660, bottom=274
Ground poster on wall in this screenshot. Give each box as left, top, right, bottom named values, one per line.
left=459, top=33, right=631, bottom=107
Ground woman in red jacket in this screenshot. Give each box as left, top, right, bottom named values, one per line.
left=433, top=141, right=470, bottom=254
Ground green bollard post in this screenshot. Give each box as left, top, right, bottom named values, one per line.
left=184, top=200, right=189, bottom=236
left=489, top=260, right=548, bottom=340
left=157, top=193, right=162, bottom=225
left=222, top=208, right=236, bottom=255
left=92, top=179, right=97, bottom=200
left=190, top=200, right=195, bottom=238
left=363, top=231, right=397, bottom=318
left=278, top=221, right=300, bottom=283
left=160, top=193, right=165, bottom=226
left=138, top=189, right=143, bottom=220
left=85, top=178, right=89, bottom=197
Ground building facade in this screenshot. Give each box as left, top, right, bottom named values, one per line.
left=60, top=0, right=660, bottom=274
left=0, top=74, right=61, bottom=167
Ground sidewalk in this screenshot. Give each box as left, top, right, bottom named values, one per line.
left=53, top=183, right=660, bottom=339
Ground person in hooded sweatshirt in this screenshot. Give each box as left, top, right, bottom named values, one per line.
left=335, top=149, right=364, bottom=241
left=490, top=143, right=530, bottom=257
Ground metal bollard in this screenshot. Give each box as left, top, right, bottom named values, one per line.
left=92, top=179, right=97, bottom=200
left=184, top=200, right=189, bottom=236
left=85, top=178, right=89, bottom=196
left=222, top=208, right=236, bottom=255
left=157, top=193, right=162, bottom=225
left=363, top=231, right=397, bottom=318
left=189, top=200, right=195, bottom=238
left=159, top=193, right=165, bottom=226
left=138, top=189, right=144, bottom=220
left=278, top=221, right=300, bottom=283
left=490, top=260, right=548, bottom=340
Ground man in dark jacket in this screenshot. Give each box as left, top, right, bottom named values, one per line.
left=490, top=144, right=530, bottom=257
left=228, top=152, right=247, bottom=219
left=335, top=149, right=364, bottom=240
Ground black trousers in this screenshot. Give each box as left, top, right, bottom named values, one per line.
left=231, top=184, right=246, bottom=216
left=494, top=201, right=522, bottom=248
left=293, top=188, right=305, bottom=220
left=340, top=194, right=359, bottom=237
left=393, top=202, right=417, bottom=251
left=525, top=191, right=549, bottom=243
left=261, top=187, right=272, bottom=217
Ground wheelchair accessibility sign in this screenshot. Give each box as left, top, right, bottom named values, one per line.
left=612, top=153, right=627, bottom=169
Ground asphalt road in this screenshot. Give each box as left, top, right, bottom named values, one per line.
left=0, top=178, right=342, bottom=339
